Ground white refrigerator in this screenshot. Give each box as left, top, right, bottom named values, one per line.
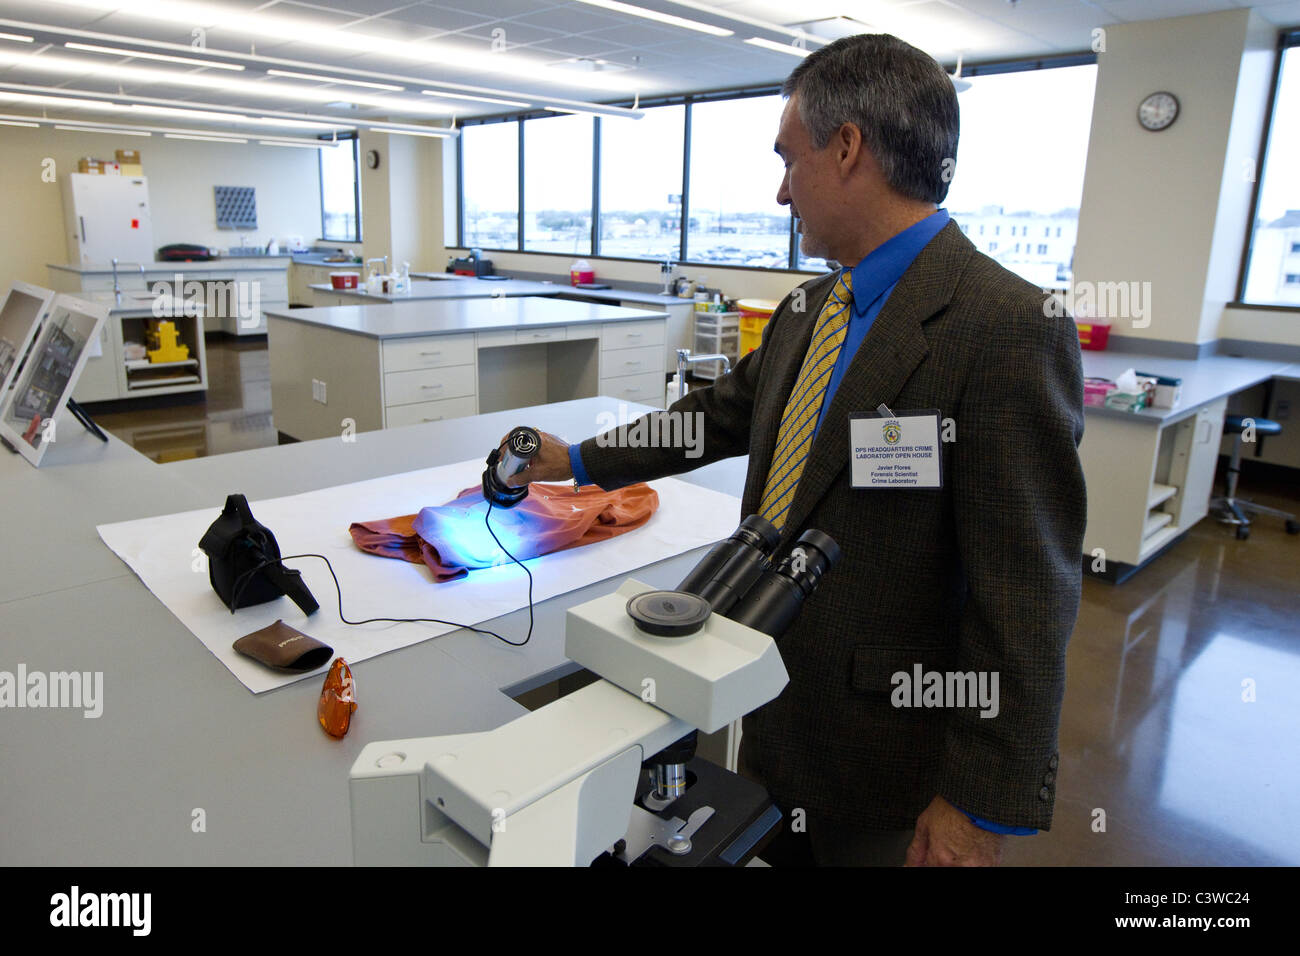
left=62, top=173, right=155, bottom=266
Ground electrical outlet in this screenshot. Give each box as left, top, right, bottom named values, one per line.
left=311, top=379, right=327, bottom=404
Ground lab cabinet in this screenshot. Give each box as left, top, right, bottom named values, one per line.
left=1080, top=397, right=1228, bottom=569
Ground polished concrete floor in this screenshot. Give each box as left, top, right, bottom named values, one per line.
left=92, top=334, right=1300, bottom=865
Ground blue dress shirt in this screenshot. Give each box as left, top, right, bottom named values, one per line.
left=569, top=209, right=1034, bottom=837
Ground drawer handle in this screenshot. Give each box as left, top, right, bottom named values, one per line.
left=624, top=360, right=641, bottom=367
left=625, top=386, right=641, bottom=393
left=531, top=332, right=551, bottom=338
left=625, top=331, right=643, bottom=338
left=421, top=416, right=444, bottom=422
left=420, top=383, right=444, bottom=390
left=419, top=350, right=442, bottom=356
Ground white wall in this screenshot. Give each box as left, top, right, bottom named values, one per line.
left=0, top=126, right=326, bottom=288
left=1073, top=8, right=1282, bottom=349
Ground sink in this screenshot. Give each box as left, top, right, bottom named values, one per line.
left=224, top=248, right=268, bottom=258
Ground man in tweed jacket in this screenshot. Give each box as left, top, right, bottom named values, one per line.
left=511, top=33, right=1086, bottom=865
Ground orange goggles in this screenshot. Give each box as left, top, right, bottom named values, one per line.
left=318, top=657, right=357, bottom=738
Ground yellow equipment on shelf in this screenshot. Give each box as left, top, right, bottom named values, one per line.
left=146, top=320, right=190, bottom=363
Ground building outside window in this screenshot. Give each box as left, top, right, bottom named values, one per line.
left=461, top=121, right=519, bottom=249
left=599, top=105, right=685, bottom=262
left=319, top=135, right=360, bottom=243
left=1241, top=39, right=1300, bottom=306
left=945, top=61, right=1096, bottom=289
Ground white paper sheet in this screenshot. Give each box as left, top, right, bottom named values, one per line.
left=97, top=457, right=742, bottom=693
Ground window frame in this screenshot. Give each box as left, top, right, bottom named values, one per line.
left=318, top=133, right=361, bottom=244
left=1235, top=28, right=1300, bottom=310
left=455, top=53, right=1097, bottom=273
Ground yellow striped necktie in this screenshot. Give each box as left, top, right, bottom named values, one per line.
left=758, top=271, right=854, bottom=530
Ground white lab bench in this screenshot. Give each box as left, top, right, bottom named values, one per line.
left=266, top=297, right=670, bottom=441
left=48, top=259, right=290, bottom=339
left=313, top=274, right=698, bottom=374
left=65, top=291, right=209, bottom=403
left=0, top=397, right=746, bottom=864
left=1079, top=352, right=1293, bottom=577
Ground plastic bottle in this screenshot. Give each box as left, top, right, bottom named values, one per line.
left=666, top=372, right=684, bottom=405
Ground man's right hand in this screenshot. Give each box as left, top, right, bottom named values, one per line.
left=500, top=429, right=574, bottom=487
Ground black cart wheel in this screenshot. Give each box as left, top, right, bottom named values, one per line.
left=1236, top=525, right=1250, bottom=541
left=1286, top=519, right=1299, bottom=536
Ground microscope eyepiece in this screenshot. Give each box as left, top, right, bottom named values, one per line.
left=675, top=513, right=780, bottom=616
left=726, top=529, right=840, bottom=638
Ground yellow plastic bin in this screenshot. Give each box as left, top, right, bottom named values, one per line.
left=738, top=298, right=778, bottom=356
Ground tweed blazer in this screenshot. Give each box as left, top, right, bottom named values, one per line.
left=577, top=219, right=1086, bottom=830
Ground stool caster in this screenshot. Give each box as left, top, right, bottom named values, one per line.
left=1287, top=519, right=1299, bottom=536
left=1236, top=525, right=1250, bottom=541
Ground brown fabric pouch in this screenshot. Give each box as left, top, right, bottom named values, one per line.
left=233, top=620, right=333, bottom=672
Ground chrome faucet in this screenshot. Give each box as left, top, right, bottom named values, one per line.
left=661, top=256, right=678, bottom=296
left=676, top=347, right=731, bottom=394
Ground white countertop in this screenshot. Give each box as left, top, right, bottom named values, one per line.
left=265, top=296, right=666, bottom=339
left=1081, top=352, right=1291, bottom=424
left=308, top=277, right=563, bottom=301
left=50, top=259, right=291, bottom=274
left=411, top=272, right=697, bottom=308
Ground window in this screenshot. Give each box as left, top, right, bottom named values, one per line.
left=599, top=104, right=685, bottom=261
left=1243, top=35, right=1300, bottom=305
left=944, top=61, right=1097, bottom=288
left=686, top=95, right=789, bottom=268
left=1038, top=243, right=1048, bottom=255
left=1287, top=274, right=1300, bottom=284
left=461, top=121, right=519, bottom=250
left=319, top=136, right=360, bottom=242
left=524, top=113, right=593, bottom=255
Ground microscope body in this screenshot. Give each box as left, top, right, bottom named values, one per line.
left=349, top=579, right=788, bottom=866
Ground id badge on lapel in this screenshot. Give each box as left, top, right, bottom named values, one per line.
left=849, top=408, right=943, bottom=489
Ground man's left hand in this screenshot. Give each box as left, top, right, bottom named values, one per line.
left=905, top=795, right=1005, bottom=866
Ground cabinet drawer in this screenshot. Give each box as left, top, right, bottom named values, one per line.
left=599, top=371, right=665, bottom=406
left=602, top=344, right=664, bottom=378
left=383, top=334, right=475, bottom=372
left=566, top=323, right=600, bottom=340
left=476, top=329, right=516, bottom=350
left=383, top=364, right=475, bottom=406
left=516, top=325, right=566, bottom=344
left=601, top=319, right=664, bottom=352
left=385, top=395, right=477, bottom=428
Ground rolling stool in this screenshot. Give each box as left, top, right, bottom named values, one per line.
left=1210, top=415, right=1300, bottom=541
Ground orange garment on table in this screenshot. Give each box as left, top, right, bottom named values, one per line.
left=348, top=481, right=659, bottom=581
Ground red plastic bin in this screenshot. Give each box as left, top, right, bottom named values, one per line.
left=1075, top=320, right=1111, bottom=350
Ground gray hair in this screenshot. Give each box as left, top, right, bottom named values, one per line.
left=781, top=33, right=960, bottom=204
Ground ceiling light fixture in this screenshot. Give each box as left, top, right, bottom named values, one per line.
left=0, top=31, right=35, bottom=43
left=0, top=16, right=639, bottom=116
left=420, top=90, right=530, bottom=109
left=29, top=0, right=638, bottom=91
left=660, top=1, right=826, bottom=42
left=372, top=127, right=450, bottom=139
left=256, top=139, right=328, bottom=149
left=570, top=0, right=732, bottom=36
left=165, top=132, right=248, bottom=143
left=265, top=69, right=402, bottom=92
left=544, top=104, right=643, bottom=120
left=64, top=41, right=245, bottom=70
left=743, top=37, right=811, bottom=58
left=54, top=124, right=151, bottom=136
left=0, top=110, right=337, bottom=145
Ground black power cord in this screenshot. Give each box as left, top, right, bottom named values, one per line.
left=228, top=498, right=535, bottom=647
